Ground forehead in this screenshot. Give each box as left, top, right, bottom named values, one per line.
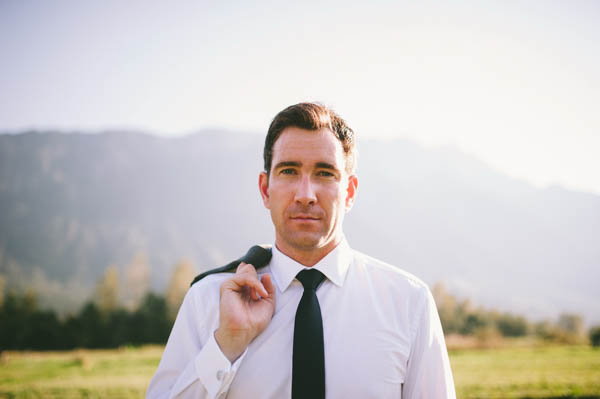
left=271, top=127, right=345, bottom=167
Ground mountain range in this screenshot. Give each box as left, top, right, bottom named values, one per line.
left=0, top=130, right=598, bottom=324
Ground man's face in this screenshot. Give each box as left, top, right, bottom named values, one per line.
left=259, top=127, right=358, bottom=258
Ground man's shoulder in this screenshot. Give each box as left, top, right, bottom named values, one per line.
left=351, top=249, right=430, bottom=292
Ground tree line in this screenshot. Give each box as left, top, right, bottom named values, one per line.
left=1, top=273, right=599, bottom=351
left=433, top=283, right=600, bottom=345
left=0, top=290, right=171, bottom=350
left=0, top=257, right=197, bottom=351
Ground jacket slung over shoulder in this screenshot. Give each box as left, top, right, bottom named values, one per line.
left=190, top=245, right=273, bottom=286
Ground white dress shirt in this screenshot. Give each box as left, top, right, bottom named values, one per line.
left=147, top=239, right=455, bottom=398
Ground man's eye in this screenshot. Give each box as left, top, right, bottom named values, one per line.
left=280, top=168, right=296, bottom=175
left=317, top=170, right=334, bottom=177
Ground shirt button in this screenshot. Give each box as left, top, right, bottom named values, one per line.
left=216, top=370, right=224, bottom=380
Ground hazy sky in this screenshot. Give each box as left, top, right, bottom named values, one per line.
left=1, top=1, right=599, bottom=194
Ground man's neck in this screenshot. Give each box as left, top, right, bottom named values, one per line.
left=275, top=238, right=343, bottom=267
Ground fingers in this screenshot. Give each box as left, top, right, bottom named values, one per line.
left=261, top=274, right=276, bottom=299
left=236, top=262, right=255, bottom=275
left=236, top=262, right=266, bottom=301
left=228, top=262, right=269, bottom=299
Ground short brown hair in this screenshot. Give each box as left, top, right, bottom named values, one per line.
left=263, top=102, right=356, bottom=175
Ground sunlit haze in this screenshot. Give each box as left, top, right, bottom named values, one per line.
left=1, top=0, right=599, bottom=194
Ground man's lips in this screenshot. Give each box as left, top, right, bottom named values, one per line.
left=290, top=215, right=321, bottom=221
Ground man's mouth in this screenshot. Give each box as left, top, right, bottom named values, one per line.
left=291, top=215, right=320, bottom=221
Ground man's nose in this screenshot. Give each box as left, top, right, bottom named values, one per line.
left=294, top=175, right=317, bottom=205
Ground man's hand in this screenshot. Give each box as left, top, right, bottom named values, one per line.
left=214, top=262, right=276, bottom=363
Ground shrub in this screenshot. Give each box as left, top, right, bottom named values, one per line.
left=496, top=313, right=529, bottom=337
left=590, top=326, right=600, bottom=347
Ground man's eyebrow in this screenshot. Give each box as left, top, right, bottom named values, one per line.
left=315, top=162, right=339, bottom=171
left=273, top=161, right=301, bottom=169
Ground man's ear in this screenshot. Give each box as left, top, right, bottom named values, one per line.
left=259, top=171, right=270, bottom=209
left=345, top=174, right=358, bottom=211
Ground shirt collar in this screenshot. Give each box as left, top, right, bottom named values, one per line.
left=269, top=238, right=353, bottom=292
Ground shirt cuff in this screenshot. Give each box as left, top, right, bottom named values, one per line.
left=195, top=331, right=247, bottom=398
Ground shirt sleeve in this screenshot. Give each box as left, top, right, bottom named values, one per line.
left=402, top=287, right=456, bottom=399
left=146, top=286, right=247, bottom=399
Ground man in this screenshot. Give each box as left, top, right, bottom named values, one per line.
left=147, top=103, right=455, bottom=398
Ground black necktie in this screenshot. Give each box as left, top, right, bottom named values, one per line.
left=292, top=269, right=326, bottom=399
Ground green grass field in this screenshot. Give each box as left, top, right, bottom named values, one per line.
left=451, top=346, right=600, bottom=399
left=0, top=345, right=598, bottom=398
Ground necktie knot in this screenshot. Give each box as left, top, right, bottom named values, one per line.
left=296, top=269, right=325, bottom=291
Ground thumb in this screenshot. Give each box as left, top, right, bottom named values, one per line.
left=261, top=274, right=276, bottom=298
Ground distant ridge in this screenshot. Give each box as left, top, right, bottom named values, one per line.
left=0, top=130, right=598, bottom=323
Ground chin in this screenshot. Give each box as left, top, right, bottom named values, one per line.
left=287, top=233, right=326, bottom=251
